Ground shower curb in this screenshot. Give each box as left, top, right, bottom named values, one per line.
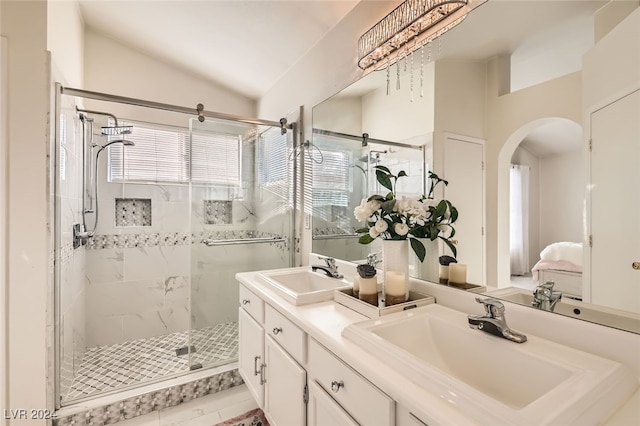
left=53, top=368, right=244, bottom=426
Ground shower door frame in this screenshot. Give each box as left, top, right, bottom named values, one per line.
left=53, top=84, right=298, bottom=408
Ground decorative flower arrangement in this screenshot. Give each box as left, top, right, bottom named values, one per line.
left=354, top=166, right=458, bottom=262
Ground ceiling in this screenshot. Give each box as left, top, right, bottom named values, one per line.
left=78, top=0, right=608, bottom=108
left=77, top=0, right=360, bottom=99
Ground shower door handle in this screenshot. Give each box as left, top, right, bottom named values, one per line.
left=253, top=356, right=259, bottom=375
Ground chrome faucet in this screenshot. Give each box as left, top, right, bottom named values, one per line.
left=468, top=297, right=527, bottom=343
left=532, top=280, right=562, bottom=312
left=367, top=251, right=382, bottom=267
left=311, top=256, right=343, bottom=279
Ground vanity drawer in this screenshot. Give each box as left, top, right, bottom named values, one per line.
left=239, top=284, right=264, bottom=324
left=264, top=304, right=306, bottom=365
left=308, top=338, right=394, bottom=426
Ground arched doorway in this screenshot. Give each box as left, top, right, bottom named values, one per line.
left=496, top=118, right=583, bottom=289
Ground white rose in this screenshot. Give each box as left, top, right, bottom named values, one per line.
left=374, top=220, right=388, bottom=233
left=354, top=199, right=372, bottom=221
left=394, top=223, right=409, bottom=236
left=369, top=227, right=380, bottom=238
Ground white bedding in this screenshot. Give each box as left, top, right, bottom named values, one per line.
left=532, top=242, right=583, bottom=282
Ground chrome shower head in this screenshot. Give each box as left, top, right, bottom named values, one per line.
left=101, top=126, right=133, bottom=136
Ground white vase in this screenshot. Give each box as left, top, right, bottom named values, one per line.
left=382, top=239, right=409, bottom=305
left=411, top=237, right=439, bottom=283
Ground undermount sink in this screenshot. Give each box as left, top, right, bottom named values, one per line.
left=256, top=267, right=351, bottom=305
left=488, top=287, right=640, bottom=334
left=343, top=304, right=637, bottom=425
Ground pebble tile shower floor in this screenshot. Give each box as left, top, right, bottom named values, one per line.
left=62, top=322, right=238, bottom=402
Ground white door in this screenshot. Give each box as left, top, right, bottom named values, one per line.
left=264, top=336, right=307, bottom=426
left=590, top=89, right=640, bottom=312
left=308, top=381, right=359, bottom=426
left=444, top=136, right=485, bottom=285
left=238, top=308, right=265, bottom=408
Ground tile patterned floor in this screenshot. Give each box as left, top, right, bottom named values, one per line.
left=63, top=322, right=238, bottom=402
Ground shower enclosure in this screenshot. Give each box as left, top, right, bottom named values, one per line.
left=54, top=87, right=295, bottom=405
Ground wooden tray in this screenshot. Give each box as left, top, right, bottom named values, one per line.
left=334, top=288, right=435, bottom=318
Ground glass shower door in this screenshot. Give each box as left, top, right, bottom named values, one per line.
left=188, top=118, right=293, bottom=370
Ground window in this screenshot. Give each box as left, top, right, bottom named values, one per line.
left=312, top=149, right=351, bottom=208
left=258, top=128, right=290, bottom=200
left=108, top=121, right=241, bottom=186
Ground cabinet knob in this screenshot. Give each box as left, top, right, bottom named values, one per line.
left=241, top=299, right=250, bottom=305
left=633, top=262, right=640, bottom=270
left=330, top=380, right=344, bottom=393
left=272, top=327, right=283, bottom=335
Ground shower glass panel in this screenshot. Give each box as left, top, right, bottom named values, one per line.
left=188, top=119, right=293, bottom=370
left=311, top=132, right=370, bottom=261
left=55, top=91, right=294, bottom=406
left=310, top=132, right=424, bottom=261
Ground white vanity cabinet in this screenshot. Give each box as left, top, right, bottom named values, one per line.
left=238, top=284, right=308, bottom=426
left=308, top=380, right=359, bottom=426
left=308, top=338, right=395, bottom=426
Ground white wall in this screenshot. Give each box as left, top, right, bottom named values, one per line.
left=84, top=29, right=256, bottom=122
left=47, top=0, right=84, bottom=87
left=1, top=0, right=51, bottom=420
left=539, top=150, right=584, bottom=248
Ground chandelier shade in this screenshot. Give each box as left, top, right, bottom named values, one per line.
left=357, top=0, right=470, bottom=71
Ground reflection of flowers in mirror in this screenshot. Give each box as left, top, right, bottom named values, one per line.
left=354, top=166, right=458, bottom=262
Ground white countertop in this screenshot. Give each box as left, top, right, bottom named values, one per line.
left=236, top=269, right=640, bottom=425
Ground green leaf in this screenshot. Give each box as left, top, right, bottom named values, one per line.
left=449, top=205, right=459, bottom=223
left=368, top=194, right=386, bottom=202
left=397, top=170, right=408, bottom=178
left=410, top=238, right=426, bottom=262
left=376, top=169, right=393, bottom=191
left=358, top=234, right=375, bottom=244
left=435, top=200, right=447, bottom=216
left=355, top=227, right=369, bottom=234
left=374, top=165, right=391, bottom=174
left=440, top=236, right=457, bottom=258
left=381, top=199, right=396, bottom=213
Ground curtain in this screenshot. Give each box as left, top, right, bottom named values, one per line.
left=510, top=164, right=530, bottom=275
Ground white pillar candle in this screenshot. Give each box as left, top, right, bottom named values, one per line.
left=384, top=271, right=406, bottom=296
left=359, top=277, right=377, bottom=295
left=352, top=275, right=360, bottom=296
left=439, top=265, right=449, bottom=283
left=449, top=263, right=467, bottom=284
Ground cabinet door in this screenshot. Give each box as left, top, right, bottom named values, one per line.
left=264, top=336, right=307, bottom=426
left=238, top=308, right=265, bottom=408
left=308, top=381, right=359, bottom=426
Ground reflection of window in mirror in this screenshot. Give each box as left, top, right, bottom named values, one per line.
left=313, top=148, right=352, bottom=235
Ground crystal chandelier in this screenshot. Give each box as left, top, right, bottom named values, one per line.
left=358, top=0, right=471, bottom=71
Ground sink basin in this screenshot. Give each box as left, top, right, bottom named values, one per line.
left=343, top=304, right=637, bottom=425
left=257, top=267, right=351, bottom=305
left=488, top=287, right=640, bottom=334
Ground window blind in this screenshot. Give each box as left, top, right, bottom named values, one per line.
left=312, top=149, right=351, bottom=207
left=258, top=129, right=290, bottom=200
left=108, top=121, right=241, bottom=186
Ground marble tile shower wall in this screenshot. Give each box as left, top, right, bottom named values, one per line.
left=85, top=136, right=291, bottom=347
left=57, top=103, right=88, bottom=398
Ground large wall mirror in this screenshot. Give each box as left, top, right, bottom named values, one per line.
left=310, top=0, right=640, bottom=333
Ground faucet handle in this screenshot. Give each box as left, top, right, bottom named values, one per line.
left=475, top=297, right=505, bottom=318
left=367, top=251, right=382, bottom=266
left=318, top=256, right=336, bottom=268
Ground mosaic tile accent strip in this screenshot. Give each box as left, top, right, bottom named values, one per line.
left=54, top=368, right=244, bottom=426
left=204, top=200, right=233, bottom=225
left=63, top=322, right=238, bottom=402
left=115, top=198, right=152, bottom=227
left=86, top=231, right=289, bottom=252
